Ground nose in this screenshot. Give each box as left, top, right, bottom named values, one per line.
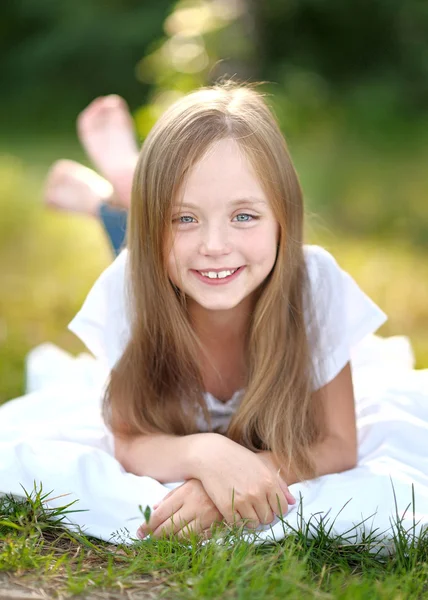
left=199, top=223, right=231, bottom=257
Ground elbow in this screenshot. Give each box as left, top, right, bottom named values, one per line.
left=113, top=433, right=148, bottom=477
left=113, top=434, right=133, bottom=472
left=340, top=443, right=358, bottom=472
left=326, top=435, right=357, bottom=473
left=342, top=456, right=357, bottom=472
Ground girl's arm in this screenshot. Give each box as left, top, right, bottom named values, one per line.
left=114, top=431, right=217, bottom=483
left=116, top=362, right=356, bottom=486
left=116, top=429, right=294, bottom=528
left=263, top=361, right=358, bottom=484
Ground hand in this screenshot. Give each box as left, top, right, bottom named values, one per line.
left=256, top=450, right=285, bottom=477
left=136, top=479, right=223, bottom=541
left=192, top=435, right=296, bottom=530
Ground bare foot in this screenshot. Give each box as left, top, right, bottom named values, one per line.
left=44, top=159, right=113, bottom=217
left=77, top=95, right=139, bottom=209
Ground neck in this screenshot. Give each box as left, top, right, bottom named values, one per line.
left=188, top=299, right=252, bottom=348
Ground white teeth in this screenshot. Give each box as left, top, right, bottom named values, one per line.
left=199, top=268, right=238, bottom=279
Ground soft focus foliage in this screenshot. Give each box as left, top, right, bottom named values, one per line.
left=133, top=0, right=253, bottom=136
left=0, top=0, right=172, bottom=123
left=256, top=0, right=428, bottom=111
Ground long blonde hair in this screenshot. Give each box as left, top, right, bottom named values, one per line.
left=104, top=82, right=325, bottom=480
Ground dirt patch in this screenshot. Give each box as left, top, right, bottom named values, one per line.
left=0, top=572, right=168, bottom=599
left=0, top=573, right=45, bottom=600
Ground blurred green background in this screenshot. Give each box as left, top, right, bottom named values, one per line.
left=1, top=0, right=428, bottom=403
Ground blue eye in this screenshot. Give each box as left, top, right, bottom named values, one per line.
left=234, top=213, right=255, bottom=222
left=174, top=215, right=196, bottom=224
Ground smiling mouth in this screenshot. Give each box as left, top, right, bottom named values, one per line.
left=197, top=268, right=240, bottom=280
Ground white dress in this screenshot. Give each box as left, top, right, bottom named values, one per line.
left=1, top=245, right=427, bottom=549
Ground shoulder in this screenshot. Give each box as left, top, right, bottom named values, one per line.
left=303, top=244, right=341, bottom=284
left=302, top=244, right=344, bottom=314
left=302, top=244, right=387, bottom=389
left=302, top=244, right=343, bottom=339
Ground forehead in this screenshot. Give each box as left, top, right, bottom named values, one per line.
left=178, top=138, right=266, bottom=205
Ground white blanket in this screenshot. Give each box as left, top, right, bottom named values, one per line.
left=1, top=335, right=427, bottom=549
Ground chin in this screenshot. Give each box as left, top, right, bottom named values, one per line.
left=195, top=297, right=243, bottom=312
left=199, top=303, right=239, bottom=312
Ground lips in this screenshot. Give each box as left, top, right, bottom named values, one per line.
left=195, top=268, right=240, bottom=273
left=191, top=266, right=245, bottom=284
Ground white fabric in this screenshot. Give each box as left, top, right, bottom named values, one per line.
left=305, top=246, right=388, bottom=388
left=68, top=250, right=130, bottom=371
left=1, top=336, right=427, bottom=550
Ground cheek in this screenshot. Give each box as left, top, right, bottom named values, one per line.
left=245, top=226, right=278, bottom=266
left=166, top=237, right=190, bottom=285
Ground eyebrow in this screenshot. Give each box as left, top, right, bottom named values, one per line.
left=174, top=197, right=267, bottom=209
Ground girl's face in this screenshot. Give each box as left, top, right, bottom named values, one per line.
left=166, top=138, right=279, bottom=314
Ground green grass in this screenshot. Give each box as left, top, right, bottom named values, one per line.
left=1, top=486, right=428, bottom=598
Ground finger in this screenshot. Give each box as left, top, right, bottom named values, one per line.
left=154, top=486, right=180, bottom=509
left=223, top=506, right=259, bottom=530
left=154, top=507, right=223, bottom=541
left=175, top=521, right=213, bottom=541
left=151, top=510, right=193, bottom=539
left=221, top=506, right=243, bottom=526
left=238, top=511, right=260, bottom=530
left=267, top=487, right=289, bottom=518
left=228, top=495, right=262, bottom=530
left=283, top=490, right=296, bottom=505
left=175, top=518, right=199, bottom=540
left=251, top=497, right=275, bottom=526
left=139, top=497, right=184, bottom=538
left=278, top=479, right=296, bottom=505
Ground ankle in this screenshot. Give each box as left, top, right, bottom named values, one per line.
left=106, top=157, right=138, bottom=209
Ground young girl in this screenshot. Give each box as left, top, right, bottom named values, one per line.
left=67, top=81, right=387, bottom=541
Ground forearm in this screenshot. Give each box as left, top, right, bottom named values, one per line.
left=263, top=435, right=357, bottom=485
left=114, top=432, right=217, bottom=483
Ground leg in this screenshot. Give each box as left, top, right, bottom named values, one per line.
left=44, top=159, right=128, bottom=256
left=44, top=160, right=113, bottom=217
left=98, top=203, right=127, bottom=257
left=77, top=95, right=139, bottom=209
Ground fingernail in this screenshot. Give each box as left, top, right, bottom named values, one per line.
left=136, top=529, right=145, bottom=539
